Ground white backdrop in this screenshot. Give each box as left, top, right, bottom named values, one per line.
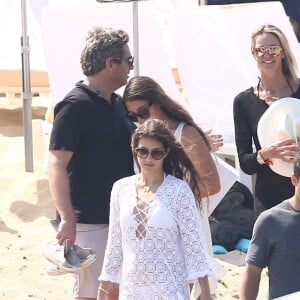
left=168, top=1, right=300, bottom=142
left=0, top=0, right=47, bottom=71
left=41, top=1, right=183, bottom=106
left=2, top=0, right=299, bottom=144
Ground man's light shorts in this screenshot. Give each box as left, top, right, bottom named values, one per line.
left=73, top=223, right=109, bottom=298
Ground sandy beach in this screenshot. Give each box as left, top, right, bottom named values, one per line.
left=0, top=99, right=268, bottom=300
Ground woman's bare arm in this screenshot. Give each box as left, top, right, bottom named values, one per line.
left=181, top=125, right=220, bottom=197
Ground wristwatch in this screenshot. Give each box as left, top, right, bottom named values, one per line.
left=256, top=151, right=266, bottom=165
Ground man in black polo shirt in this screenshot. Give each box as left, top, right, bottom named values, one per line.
left=48, top=27, right=135, bottom=300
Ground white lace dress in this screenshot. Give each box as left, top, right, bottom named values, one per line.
left=99, top=174, right=212, bottom=300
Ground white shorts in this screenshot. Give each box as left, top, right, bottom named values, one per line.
left=73, top=223, right=109, bottom=298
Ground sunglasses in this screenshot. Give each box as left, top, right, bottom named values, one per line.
left=126, top=102, right=153, bottom=122
left=135, top=147, right=166, bottom=160
left=112, top=56, right=134, bottom=67
left=253, top=45, right=282, bottom=57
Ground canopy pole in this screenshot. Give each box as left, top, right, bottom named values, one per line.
left=132, top=1, right=139, bottom=75
left=21, top=0, right=34, bottom=172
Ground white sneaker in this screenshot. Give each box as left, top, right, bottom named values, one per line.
left=72, top=244, right=97, bottom=268
left=45, top=264, right=68, bottom=276
left=42, top=240, right=97, bottom=275
left=42, top=240, right=81, bottom=272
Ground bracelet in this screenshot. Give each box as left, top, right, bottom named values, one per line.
left=265, top=159, right=273, bottom=166
left=260, top=151, right=273, bottom=166
left=98, top=285, right=114, bottom=294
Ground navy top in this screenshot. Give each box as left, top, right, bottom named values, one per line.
left=233, top=84, right=300, bottom=208
left=50, top=81, right=135, bottom=224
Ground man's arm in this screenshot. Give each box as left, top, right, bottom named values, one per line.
left=240, top=262, right=263, bottom=300
left=48, top=149, right=76, bottom=244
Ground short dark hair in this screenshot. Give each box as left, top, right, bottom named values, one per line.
left=80, top=26, right=129, bottom=76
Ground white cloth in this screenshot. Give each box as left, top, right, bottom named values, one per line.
left=174, top=121, right=186, bottom=138
left=100, top=174, right=212, bottom=299
left=173, top=122, right=226, bottom=296
left=207, top=155, right=238, bottom=216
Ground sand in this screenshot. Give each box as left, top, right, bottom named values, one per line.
left=0, top=99, right=268, bottom=300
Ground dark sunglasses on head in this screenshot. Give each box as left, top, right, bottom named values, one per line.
left=254, top=45, right=282, bottom=57
left=126, top=102, right=153, bottom=122
left=135, top=147, right=166, bottom=160
left=112, top=56, right=134, bottom=67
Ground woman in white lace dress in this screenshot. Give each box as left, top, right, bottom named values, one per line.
left=98, top=119, right=212, bottom=300
left=122, top=76, right=225, bottom=296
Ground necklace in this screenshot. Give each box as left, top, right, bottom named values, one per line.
left=257, top=77, right=279, bottom=101
left=141, top=185, right=151, bottom=193
left=256, top=76, right=295, bottom=104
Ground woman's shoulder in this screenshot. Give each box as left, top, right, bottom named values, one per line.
left=181, top=123, right=197, bottom=137
left=165, top=174, right=190, bottom=189
left=181, top=124, right=208, bottom=148
left=164, top=176, right=194, bottom=207
left=233, top=87, right=259, bottom=111
left=113, top=174, right=136, bottom=189
left=234, top=87, right=255, bottom=102
left=180, top=123, right=202, bottom=138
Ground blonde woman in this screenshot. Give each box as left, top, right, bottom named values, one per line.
left=233, top=24, right=300, bottom=218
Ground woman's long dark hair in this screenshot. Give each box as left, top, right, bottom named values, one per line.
left=123, top=76, right=211, bottom=150
left=131, top=119, right=203, bottom=205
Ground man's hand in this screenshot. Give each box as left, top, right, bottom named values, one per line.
left=56, top=219, right=76, bottom=245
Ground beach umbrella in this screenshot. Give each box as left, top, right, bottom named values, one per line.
left=96, top=0, right=149, bottom=76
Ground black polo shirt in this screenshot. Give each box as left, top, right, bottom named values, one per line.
left=50, top=81, right=135, bottom=224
